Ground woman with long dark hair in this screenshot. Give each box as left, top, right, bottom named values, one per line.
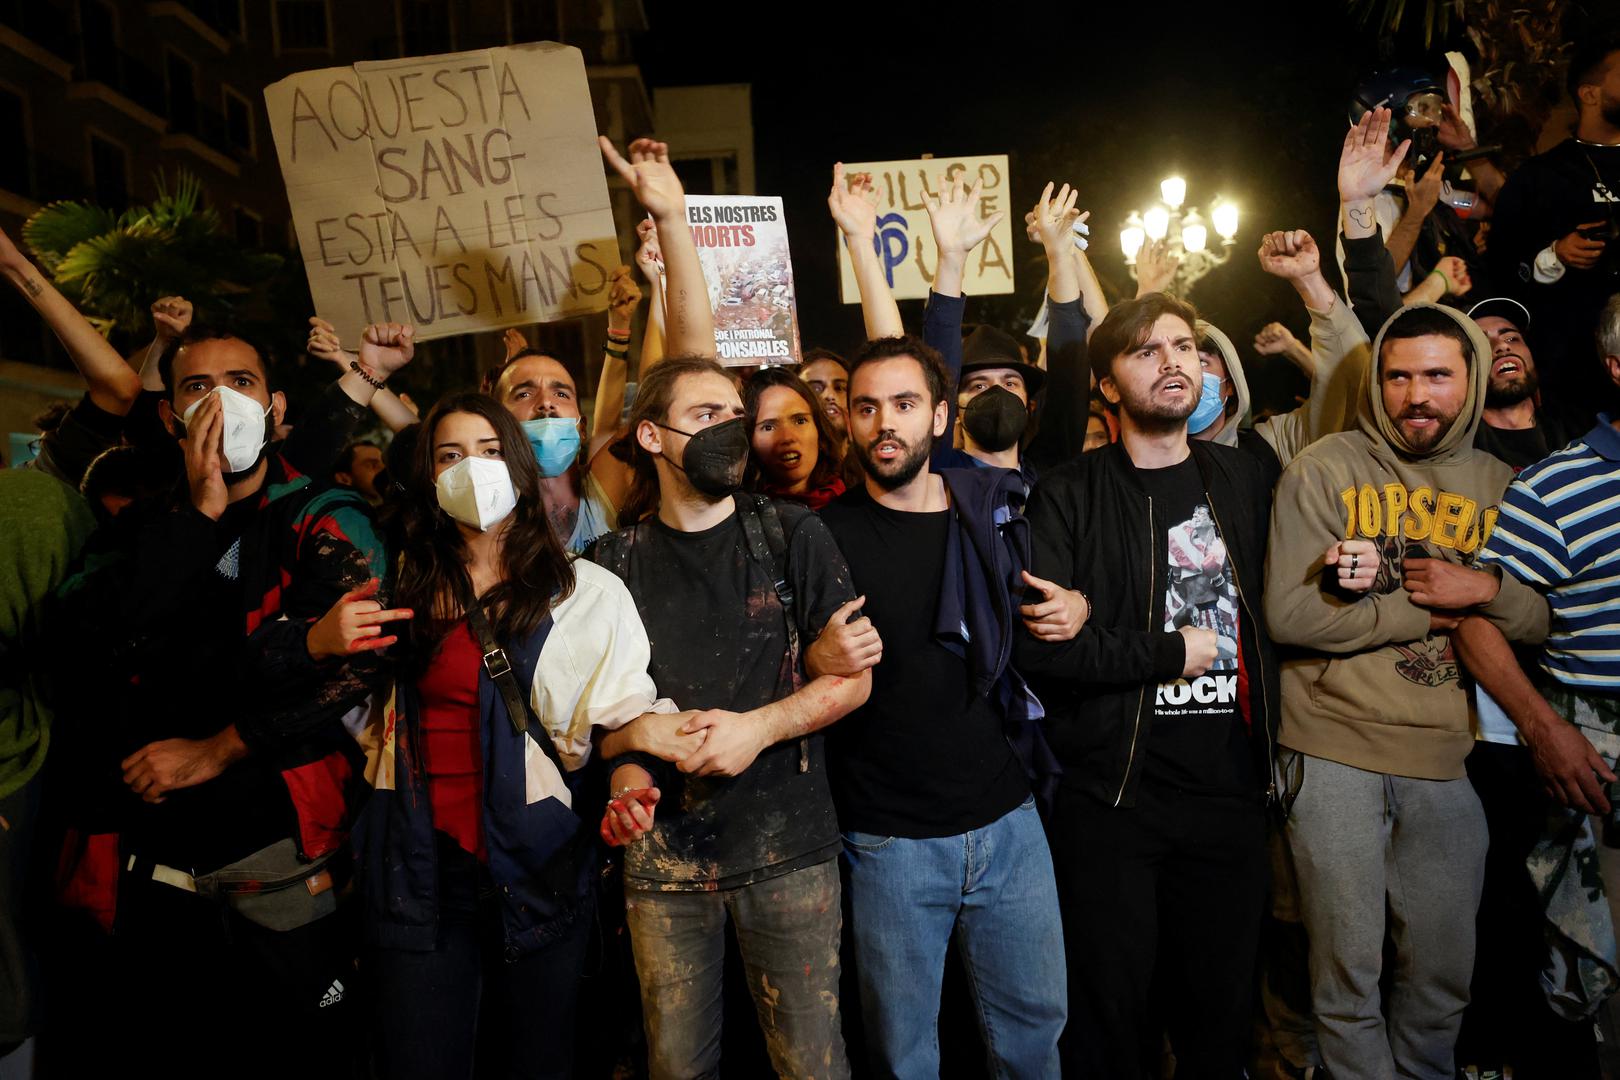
left=338, top=392, right=675, bottom=1080
left=742, top=366, right=846, bottom=511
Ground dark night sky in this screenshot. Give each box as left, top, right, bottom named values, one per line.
left=637, top=0, right=1385, bottom=406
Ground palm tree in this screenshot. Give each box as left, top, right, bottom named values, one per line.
left=21, top=171, right=282, bottom=340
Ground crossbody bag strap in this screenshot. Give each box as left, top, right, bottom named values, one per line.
left=453, top=579, right=565, bottom=776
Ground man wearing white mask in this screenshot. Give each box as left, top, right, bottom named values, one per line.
left=72, top=322, right=410, bottom=1073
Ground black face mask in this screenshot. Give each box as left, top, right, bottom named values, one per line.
left=961, top=386, right=1029, bottom=452
left=658, top=417, right=749, bottom=497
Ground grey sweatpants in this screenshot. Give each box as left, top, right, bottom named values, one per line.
left=1284, top=750, right=1487, bottom=1080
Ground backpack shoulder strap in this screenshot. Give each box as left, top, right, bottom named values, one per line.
left=732, top=494, right=810, bottom=772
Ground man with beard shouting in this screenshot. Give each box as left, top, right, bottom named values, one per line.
left=1467, top=296, right=1586, bottom=471
left=1015, top=292, right=1280, bottom=1078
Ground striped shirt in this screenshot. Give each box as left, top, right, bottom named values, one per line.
left=1477, top=416, right=1620, bottom=690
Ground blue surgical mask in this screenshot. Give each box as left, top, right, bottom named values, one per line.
left=522, top=417, right=581, bottom=477
left=1186, top=372, right=1227, bottom=435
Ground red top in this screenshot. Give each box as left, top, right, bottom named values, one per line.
left=763, top=476, right=846, bottom=512
left=417, top=620, right=486, bottom=861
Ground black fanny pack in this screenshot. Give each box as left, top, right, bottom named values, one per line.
left=165, top=838, right=348, bottom=932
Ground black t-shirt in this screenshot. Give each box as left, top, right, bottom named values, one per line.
left=819, top=491, right=1028, bottom=838
left=1137, top=457, right=1253, bottom=796
left=1477, top=423, right=1552, bottom=473
left=604, top=501, right=854, bottom=891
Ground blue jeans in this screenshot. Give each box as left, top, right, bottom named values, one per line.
left=624, top=859, right=850, bottom=1080
left=842, top=796, right=1066, bottom=1079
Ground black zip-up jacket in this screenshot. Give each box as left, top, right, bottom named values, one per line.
left=1013, top=439, right=1280, bottom=809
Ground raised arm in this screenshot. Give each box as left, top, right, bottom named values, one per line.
left=921, top=175, right=1005, bottom=458
left=1254, top=322, right=1316, bottom=375
left=1338, top=108, right=1418, bottom=338
left=306, top=316, right=419, bottom=433
left=1133, top=237, right=1182, bottom=299
left=600, top=137, right=713, bottom=357
left=1252, top=229, right=1368, bottom=464
left=924, top=173, right=1006, bottom=302
left=1384, top=152, right=1444, bottom=277
left=135, top=296, right=193, bottom=392
left=0, top=223, right=141, bottom=415
left=830, top=162, right=903, bottom=339
left=1437, top=103, right=1506, bottom=207
left=591, top=265, right=640, bottom=454
left=1032, top=183, right=1082, bottom=304
left=634, top=218, right=668, bottom=370
left=1026, top=207, right=1108, bottom=344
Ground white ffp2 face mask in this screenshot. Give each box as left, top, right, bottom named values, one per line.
left=435, top=456, right=518, bottom=531
left=178, top=385, right=273, bottom=474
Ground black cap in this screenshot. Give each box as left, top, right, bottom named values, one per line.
left=960, top=324, right=1046, bottom=395
left=1466, top=297, right=1531, bottom=331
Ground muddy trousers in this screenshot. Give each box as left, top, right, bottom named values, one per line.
left=625, top=859, right=850, bottom=1080
left=1285, top=751, right=1487, bottom=1080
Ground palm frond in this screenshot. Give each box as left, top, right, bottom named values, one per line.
left=21, top=201, right=118, bottom=271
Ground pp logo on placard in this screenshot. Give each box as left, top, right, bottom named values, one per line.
left=872, top=213, right=910, bottom=288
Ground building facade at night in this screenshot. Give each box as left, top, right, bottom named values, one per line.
left=0, top=0, right=663, bottom=440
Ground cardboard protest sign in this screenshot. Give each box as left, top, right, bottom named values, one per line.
left=836, top=155, right=1014, bottom=303
left=685, top=195, right=800, bottom=366
left=265, top=42, right=618, bottom=343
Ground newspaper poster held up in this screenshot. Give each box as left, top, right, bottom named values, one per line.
left=685, top=194, right=800, bottom=367
left=264, top=42, right=619, bottom=344
left=835, top=154, right=1014, bottom=303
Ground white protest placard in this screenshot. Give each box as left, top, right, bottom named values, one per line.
left=265, top=42, right=618, bottom=343
left=835, top=155, right=1014, bottom=303
left=685, top=195, right=800, bottom=367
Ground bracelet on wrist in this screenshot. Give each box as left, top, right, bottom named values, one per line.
left=606, top=327, right=632, bottom=342
left=348, top=360, right=386, bottom=389
left=604, top=343, right=630, bottom=359
left=1427, top=267, right=1452, bottom=292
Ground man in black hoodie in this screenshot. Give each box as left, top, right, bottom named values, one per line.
left=1016, top=293, right=1281, bottom=1078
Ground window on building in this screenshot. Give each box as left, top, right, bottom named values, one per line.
left=506, top=0, right=559, bottom=42
left=206, top=0, right=244, bottom=39
left=223, top=89, right=254, bottom=156
left=166, top=51, right=198, bottom=133
left=78, top=0, right=118, bottom=84
left=0, top=87, right=29, bottom=196
left=672, top=154, right=741, bottom=198
left=89, top=134, right=129, bottom=209
left=400, top=0, right=452, bottom=56
left=234, top=208, right=262, bottom=247
left=273, top=0, right=329, bottom=51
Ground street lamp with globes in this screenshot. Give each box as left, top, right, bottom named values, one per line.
left=1121, top=175, right=1240, bottom=293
